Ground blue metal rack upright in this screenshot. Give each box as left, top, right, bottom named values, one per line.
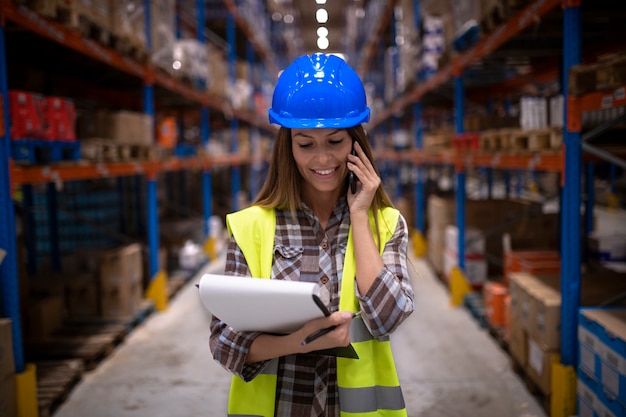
left=454, top=74, right=466, bottom=272
left=228, top=13, right=240, bottom=213
left=142, top=0, right=168, bottom=312
left=197, top=0, right=215, bottom=259
left=0, top=10, right=23, bottom=375
left=0, top=11, right=38, bottom=416
left=560, top=0, right=582, bottom=368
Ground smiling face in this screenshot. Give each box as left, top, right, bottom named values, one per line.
left=291, top=128, right=352, bottom=203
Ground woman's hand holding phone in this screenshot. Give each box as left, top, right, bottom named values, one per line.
left=347, top=141, right=380, bottom=212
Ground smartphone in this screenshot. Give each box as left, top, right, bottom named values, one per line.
left=349, top=144, right=357, bottom=194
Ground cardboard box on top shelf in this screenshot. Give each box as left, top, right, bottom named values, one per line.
left=206, top=45, right=228, bottom=99
left=0, top=319, right=15, bottom=379
left=109, top=0, right=147, bottom=54
left=150, top=0, right=176, bottom=76
left=108, top=111, right=153, bottom=146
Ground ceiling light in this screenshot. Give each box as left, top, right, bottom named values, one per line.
left=317, top=37, right=329, bottom=49
left=316, top=0, right=326, bottom=4
left=272, top=12, right=282, bottom=21
left=316, top=8, right=328, bottom=24
left=283, top=14, right=294, bottom=24
left=317, top=27, right=328, bottom=38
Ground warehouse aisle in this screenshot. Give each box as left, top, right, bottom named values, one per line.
left=54, top=251, right=548, bottom=417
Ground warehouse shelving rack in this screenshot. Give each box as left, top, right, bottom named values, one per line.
left=366, top=0, right=624, bottom=412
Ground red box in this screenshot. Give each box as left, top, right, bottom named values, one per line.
left=504, top=250, right=560, bottom=287
left=8, top=90, right=47, bottom=139
left=483, top=281, right=509, bottom=327
left=45, top=96, right=77, bottom=141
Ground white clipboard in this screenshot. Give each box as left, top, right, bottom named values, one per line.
left=198, top=273, right=330, bottom=334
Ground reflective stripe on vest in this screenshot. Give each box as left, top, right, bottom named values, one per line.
left=225, top=206, right=406, bottom=416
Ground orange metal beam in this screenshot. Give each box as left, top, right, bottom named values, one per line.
left=580, top=86, right=626, bottom=113
left=10, top=157, right=210, bottom=185
left=372, top=149, right=564, bottom=173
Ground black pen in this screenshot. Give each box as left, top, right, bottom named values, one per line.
left=301, top=311, right=361, bottom=346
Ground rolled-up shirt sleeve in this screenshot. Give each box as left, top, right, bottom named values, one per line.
left=357, top=214, right=415, bottom=337
left=209, top=237, right=270, bottom=381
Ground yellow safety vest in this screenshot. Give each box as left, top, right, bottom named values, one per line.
left=225, top=205, right=407, bottom=417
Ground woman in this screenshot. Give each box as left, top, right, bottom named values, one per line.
left=209, top=53, right=414, bottom=416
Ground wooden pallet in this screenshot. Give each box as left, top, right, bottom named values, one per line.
left=25, top=333, right=117, bottom=371
left=487, top=323, right=509, bottom=352
left=167, top=275, right=188, bottom=299
left=596, top=54, right=626, bottom=91
left=65, top=299, right=155, bottom=332
left=36, top=359, right=84, bottom=417
left=463, top=292, right=488, bottom=328
left=510, top=356, right=551, bottom=415
left=480, top=0, right=507, bottom=35
left=55, top=0, right=110, bottom=45
left=479, top=129, right=504, bottom=151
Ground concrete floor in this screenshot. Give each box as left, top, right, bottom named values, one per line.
left=54, top=252, right=548, bottom=417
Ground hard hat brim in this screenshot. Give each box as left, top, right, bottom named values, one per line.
left=269, top=109, right=370, bottom=129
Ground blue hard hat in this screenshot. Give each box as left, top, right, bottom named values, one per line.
left=268, top=53, right=370, bottom=128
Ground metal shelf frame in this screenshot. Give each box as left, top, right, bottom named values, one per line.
left=390, top=0, right=587, bottom=377
left=0, top=0, right=250, bottom=382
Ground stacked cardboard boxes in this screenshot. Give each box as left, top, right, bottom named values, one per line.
left=71, top=243, right=144, bottom=319
left=509, top=270, right=626, bottom=397
left=578, top=308, right=626, bottom=416
left=443, top=225, right=487, bottom=286
left=426, top=195, right=559, bottom=278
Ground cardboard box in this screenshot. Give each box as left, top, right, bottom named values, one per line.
left=0, top=320, right=14, bottom=379
left=107, top=111, right=153, bottom=145
left=579, top=309, right=602, bottom=379
left=504, top=250, right=560, bottom=286
left=526, top=335, right=560, bottom=395
left=100, top=281, right=142, bottom=319
left=508, top=272, right=559, bottom=330
left=509, top=317, right=527, bottom=368
left=23, top=296, right=65, bottom=341
left=426, top=196, right=558, bottom=277
left=65, top=274, right=99, bottom=317
left=483, top=282, right=508, bottom=327
left=528, top=285, right=561, bottom=350
left=0, top=373, right=17, bottom=417
left=579, top=308, right=626, bottom=405
left=99, top=243, right=143, bottom=288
